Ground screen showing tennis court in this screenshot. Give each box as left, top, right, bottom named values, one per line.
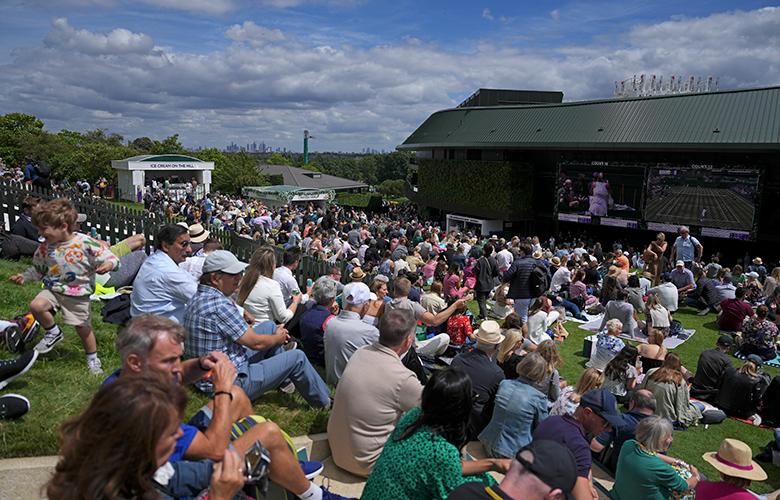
left=645, top=165, right=760, bottom=237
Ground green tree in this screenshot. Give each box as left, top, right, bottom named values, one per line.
left=0, top=113, right=45, bottom=167
left=150, top=134, right=186, bottom=155
left=57, top=129, right=84, bottom=146
left=266, top=153, right=292, bottom=165
left=376, top=179, right=405, bottom=198
left=55, top=141, right=136, bottom=181
left=196, top=148, right=229, bottom=170
left=130, top=136, right=154, bottom=152
left=83, top=128, right=124, bottom=146
left=212, top=151, right=270, bottom=197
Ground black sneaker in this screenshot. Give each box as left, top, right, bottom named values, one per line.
left=5, top=326, right=23, bottom=354
left=0, top=350, right=39, bottom=390
left=0, top=394, right=30, bottom=419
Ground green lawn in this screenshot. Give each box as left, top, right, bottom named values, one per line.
left=2, top=255, right=780, bottom=494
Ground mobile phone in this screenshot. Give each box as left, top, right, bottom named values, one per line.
left=245, top=439, right=271, bottom=493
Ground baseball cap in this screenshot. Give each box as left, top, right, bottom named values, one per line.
left=717, top=335, right=733, bottom=347
left=202, top=250, right=248, bottom=274
left=76, top=213, right=87, bottom=223
left=515, top=440, right=578, bottom=494
left=747, top=271, right=760, bottom=279
left=747, top=354, right=764, bottom=367
left=579, top=388, right=623, bottom=426
left=344, top=282, right=371, bottom=305
left=676, top=260, right=685, bottom=267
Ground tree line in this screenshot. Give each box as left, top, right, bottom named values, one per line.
left=0, top=113, right=412, bottom=197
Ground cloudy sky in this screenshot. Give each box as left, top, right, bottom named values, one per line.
left=1, top=1, right=779, bottom=154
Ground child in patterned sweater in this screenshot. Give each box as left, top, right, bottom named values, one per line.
left=9, top=198, right=119, bottom=373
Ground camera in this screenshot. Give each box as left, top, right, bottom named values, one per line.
left=244, top=439, right=271, bottom=494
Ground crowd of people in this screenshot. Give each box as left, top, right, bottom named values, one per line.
left=4, top=187, right=780, bottom=500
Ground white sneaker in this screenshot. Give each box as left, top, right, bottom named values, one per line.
left=697, top=308, right=709, bottom=316
left=279, top=381, right=296, bottom=394
left=35, top=329, right=64, bottom=354
left=87, top=357, right=103, bottom=374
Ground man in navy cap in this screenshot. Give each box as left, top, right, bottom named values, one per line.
left=533, top=388, right=623, bottom=500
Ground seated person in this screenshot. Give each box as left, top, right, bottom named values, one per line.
left=739, top=305, right=778, bottom=361
left=591, top=389, right=657, bottom=472
left=670, top=261, right=695, bottom=294
left=644, top=293, right=671, bottom=337
left=599, top=289, right=639, bottom=336
left=446, top=297, right=474, bottom=346
left=647, top=273, right=679, bottom=313
left=690, top=336, right=734, bottom=403
left=526, top=297, right=560, bottom=346
left=717, top=287, right=754, bottom=332
left=714, top=356, right=765, bottom=421
left=299, top=276, right=338, bottom=368
left=587, top=318, right=625, bottom=372
left=328, top=310, right=423, bottom=478
left=682, top=266, right=720, bottom=315
left=11, top=196, right=41, bottom=242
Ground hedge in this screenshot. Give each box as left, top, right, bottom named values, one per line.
left=335, top=192, right=384, bottom=209
left=418, top=159, right=534, bottom=212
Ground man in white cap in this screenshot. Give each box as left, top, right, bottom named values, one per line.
left=670, top=260, right=696, bottom=294
left=323, top=282, right=379, bottom=386
left=451, top=320, right=505, bottom=439
left=183, top=250, right=331, bottom=407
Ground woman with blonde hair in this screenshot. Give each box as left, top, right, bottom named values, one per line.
left=764, top=267, right=780, bottom=298
left=714, top=357, right=765, bottom=421
left=496, top=328, right=527, bottom=379
left=637, top=328, right=667, bottom=372
left=744, top=272, right=764, bottom=304
left=362, top=278, right=388, bottom=327
left=640, top=352, right=701, bottom=428
left=531, top=339, right=565, bottom=406
left=644, top=293, right=672, bottom=337
left=643, top=233, right=667, bottom=287
left=478, top=353, right=549, bottom=459
left=550, top=368, right=604, bottom=416
left=237, top=246, right=302, bottom=324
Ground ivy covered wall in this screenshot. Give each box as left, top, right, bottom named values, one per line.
left=418, top=159, right=534, bottom=213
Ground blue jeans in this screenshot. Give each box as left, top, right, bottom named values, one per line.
left=683, top=297, right=707, bottom=310
left=512, top=298, right=536, bottom=323
left=235, top=321, right=330, bottom=408
left=158, top=460, right=214, bottom=500
left=549, top=295, right=586, bottom=320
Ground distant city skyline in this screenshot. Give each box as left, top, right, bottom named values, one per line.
left=2, top=1, right=779, bottom=152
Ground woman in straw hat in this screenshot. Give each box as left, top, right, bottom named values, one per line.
left=698, top=438, right=771, bottom=500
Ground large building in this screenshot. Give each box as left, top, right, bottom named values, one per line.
left=398, top=86, right=780, bottom=249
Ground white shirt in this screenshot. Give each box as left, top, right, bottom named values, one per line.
left=242, top=275, right=294, bottom=324
left=496, top=249, right=514, bottom=271
left=273, top=265, right=307, bottom=307
left=550, top=267, right=572, bottom=293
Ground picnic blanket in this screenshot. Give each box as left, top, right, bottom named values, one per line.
left=733, top=349, right=780, bottom=368
left=577, top=317, right=695, bottom=349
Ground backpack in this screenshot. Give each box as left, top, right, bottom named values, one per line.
left=530, top=262, right=550, bottom=297
left=33, top=160, right=51, bottom=177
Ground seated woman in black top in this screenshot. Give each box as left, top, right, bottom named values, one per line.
left=714, top=357, right=765, bottom=420
left=637, top=329, right=667, bottom=372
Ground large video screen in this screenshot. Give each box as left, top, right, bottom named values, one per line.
left=556, top=164, right=646, bottom=222
left=645, top=165, right=760, bottom=238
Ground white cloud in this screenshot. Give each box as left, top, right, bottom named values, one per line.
left=482, top=8, right=494, bottom=21
left=551, top=9, right=560, bottom=21
left=225, top=21, right=288, bottom=47
left=3, top=7, right=780, bottom=152
left=44, top=18, right=155, bottom=55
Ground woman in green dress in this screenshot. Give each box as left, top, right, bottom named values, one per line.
left=361, top=368, right=510, bottom=500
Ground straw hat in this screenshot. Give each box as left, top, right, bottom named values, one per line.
left=350, top=267, right=365, bottom=280
left=702, top=439, right=767, bottom=481
left=607, top=265, right=621, bottom=278
left=550, top=256, right=561, bottom=267
left=753, top=257, right=763, bottom=265
left=532, top=250, right=543, bottom=259
left=188, top=223, right=210, bottom=243
left=474, top=320, right=504, bottom=345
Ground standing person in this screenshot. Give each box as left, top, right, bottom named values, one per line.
left=503, top=242, right=547, bottom=323
left=589, top=172, right=612, bottom=216
left=9, top=199, right=119, bottom=373
left=643, top=233, right=667, bottom=287
left=472, top=242, right=499, bottom=320
left=670, top=226, right=703, bottom=269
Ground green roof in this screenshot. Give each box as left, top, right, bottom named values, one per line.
left=253, top=185, right=321, bottom=193
left=398, top=86, right=780, bottom=152
left=123, top=155, right=204, bottom=162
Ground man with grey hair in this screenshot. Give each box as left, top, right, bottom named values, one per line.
left=385, top=277, right=466, bottom=356
left=299, top=276, right=339, bottom=368
left=328, top=309, right=423, bottom=477
left=591, top=389, right=657, bottom=472
left=324, top=282, right=379, bottom=385
left=105, top=314, right=348, bottom=500
left=670, top=225, right=703, bottom=270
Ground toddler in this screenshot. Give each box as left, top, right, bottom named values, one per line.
left=10, top=198, right=119, bottom=373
